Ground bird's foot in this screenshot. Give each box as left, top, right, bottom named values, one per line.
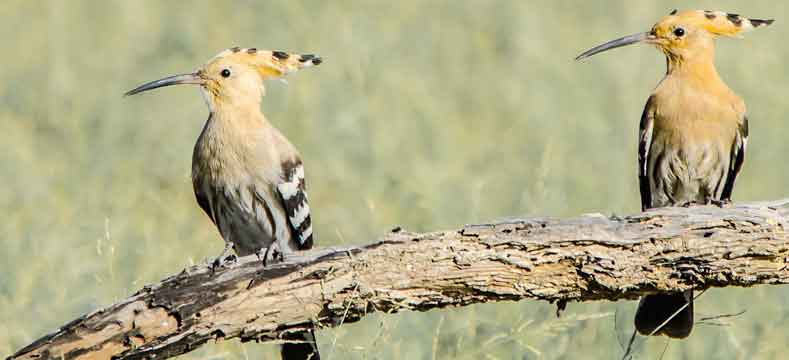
left=681, top=201, right=701, bottom=208
left=710, top=199, right=732, bottom=208
left=210, top=253, right=237, bottom=272
left=257, top=243, right=285, bottom=268
left=211, top=243, right=237, bottom=271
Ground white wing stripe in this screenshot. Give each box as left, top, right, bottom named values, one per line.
left=277, top=164, right=305, bottom=200
left=277, top=181, right=300, bottom=200
left=300, top=225, right=313, bottom=242
left=289, top=202, right=310, bottom=228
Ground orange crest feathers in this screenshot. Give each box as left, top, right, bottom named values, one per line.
left=671, top=10, right=774, bottom=37
left=210, top=47, right=322, bottom=80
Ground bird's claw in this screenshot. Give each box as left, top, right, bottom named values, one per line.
left=681, top=201, right=700, bottom=208
left=210, top=243, right=237, bottom=271
left=211, top=253, right=237, bottom=271
left=681, top=199, right=732, bottom=208
left=710, top=199, right=732, bottom=208
left=257, top=243, right=285, bottom=268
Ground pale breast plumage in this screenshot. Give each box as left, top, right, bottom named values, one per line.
left=191, top=116, right=310, bottom=257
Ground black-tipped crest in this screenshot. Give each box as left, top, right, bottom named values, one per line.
left=273, top=51, right=289, bottom=60
left=301, top=54, right=321, bottom=65
left=727, top=13, right=743, bottom=26
left=751, top=19, right=775, bottom=27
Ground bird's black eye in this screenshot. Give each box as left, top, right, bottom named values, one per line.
left=221, top=69, right=231, bottom=78
left=673, top=27, right=685, bottom=37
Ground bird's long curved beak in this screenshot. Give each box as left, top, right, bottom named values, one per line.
left=124, top=73, right=204, bottom=96
left=575, top=32, right=650, bottom=61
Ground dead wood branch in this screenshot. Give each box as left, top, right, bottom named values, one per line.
left=9, top=200, right=789, bottom=360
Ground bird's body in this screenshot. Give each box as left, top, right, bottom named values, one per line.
left=634, top=61, right=747, bottom=339
left=640, top=62, right=746, bottom=210
left=126, top=47, right=321, bottom=359
left=577, top=9, right=771, bottom=339
left=192, top=110, right=309, bottom=257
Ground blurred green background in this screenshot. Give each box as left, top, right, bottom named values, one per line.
left=2, top=1, right=787, bottom=359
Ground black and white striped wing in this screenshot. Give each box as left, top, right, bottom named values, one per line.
left=275, top=159, right=314, bottom=250
left=720, top=116, right=748, bottom=201
left=638, top=96, right=656, bottom=211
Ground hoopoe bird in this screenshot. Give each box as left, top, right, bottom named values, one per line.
left=576, top=10, right=773, bottom=339
left=125, top=47, right=322, bottom=359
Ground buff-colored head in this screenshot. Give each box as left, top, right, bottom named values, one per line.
left=125, top=47, right=322, bottom=109
left=576, top=10, right=773, bottom=61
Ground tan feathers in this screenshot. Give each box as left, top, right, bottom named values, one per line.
left=654, top=10, right=774, bottom=39
left=204, top=47, right=322, bottom=81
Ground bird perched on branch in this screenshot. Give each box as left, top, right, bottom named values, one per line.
left=576, top=10, right=773, bottom=339
left=125, top=47, right=322, bottom=359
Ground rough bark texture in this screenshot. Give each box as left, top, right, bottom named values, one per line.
left=9, top=200, right=789, bottom=360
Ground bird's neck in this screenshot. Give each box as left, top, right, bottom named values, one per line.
left=211, top=101, right=271, bottom=130
left=195, top=103, right=276, bottom=180
left=664, top=53, right=728, bottom=92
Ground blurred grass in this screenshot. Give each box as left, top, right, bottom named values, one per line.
left=2, top=1, right=788, bottom=359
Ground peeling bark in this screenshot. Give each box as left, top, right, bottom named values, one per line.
left=9, top=200, right=789, bottom=360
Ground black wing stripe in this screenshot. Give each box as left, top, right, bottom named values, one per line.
left=721, top=116, right=748, bottom=200
left=638, top=96, right=656, bottom=211
left=276, top=160, right=314, bottom=249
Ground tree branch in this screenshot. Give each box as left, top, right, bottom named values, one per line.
left=9, top=200, right=789, bottom=360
